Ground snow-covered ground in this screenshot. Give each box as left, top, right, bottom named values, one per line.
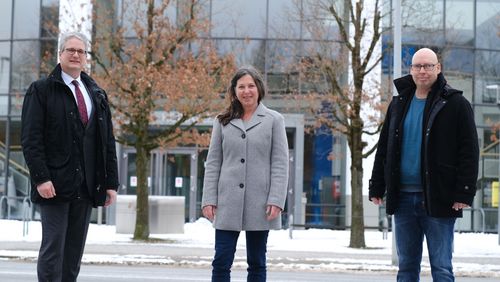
left=1, top=218, right=500, bottom=277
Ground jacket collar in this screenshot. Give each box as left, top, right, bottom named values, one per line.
left=49, top=64, right=109, bottom=110
left=49, top=64, right=99, bottom=91
left=393, top=73, right=461, bottom=100
left=229, top=103, right=268, bottom=132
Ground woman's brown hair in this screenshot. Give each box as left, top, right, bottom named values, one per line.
left=218, top=66, right=266, bottom=125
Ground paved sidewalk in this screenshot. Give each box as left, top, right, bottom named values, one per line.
left=1, top=219, right=500, bottom=278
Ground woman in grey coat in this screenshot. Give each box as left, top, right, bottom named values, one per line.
left=202, top=66, right=289, bottom=282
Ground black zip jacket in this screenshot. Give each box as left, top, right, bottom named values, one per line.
left=369, top=73, right=479, bottom=217
left=21, top=64, right=119, bottom=207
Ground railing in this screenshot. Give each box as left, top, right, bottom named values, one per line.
left=0, top=141, right=29, bottom=177
left=21, top=197, right=32, bottom=236
left=0, top=195, right=32, bottom=236
left=455, top=207, right=487, bottom=233
left=291, top=204, right=493, bottom=234
left=0, top=195, right=32, bottom=220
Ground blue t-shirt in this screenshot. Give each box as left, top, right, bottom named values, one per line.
left=400, top=95, right=426, bottom=187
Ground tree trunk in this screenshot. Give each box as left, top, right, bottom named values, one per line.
left=133, top=144, right=150, bottom=240
left=349, top=120, right=366, bottom=248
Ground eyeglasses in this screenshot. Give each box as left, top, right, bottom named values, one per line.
left=63, top=48, right=87, bottom=56
left=410, top=64, right=437, bottom=71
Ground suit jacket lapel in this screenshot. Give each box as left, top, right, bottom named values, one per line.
left=246, top=103, right=266, bottom=131
left=229, top=119, right=245, bottom=133
left=229, top=103, right=268, bottom=132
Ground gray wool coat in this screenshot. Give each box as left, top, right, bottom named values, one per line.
left=201, top=103, right=289, bottom=231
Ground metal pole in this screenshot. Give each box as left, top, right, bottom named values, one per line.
left=392, top=0, right=402, bottom=266
left=498, top=87, right=500, bottom=244
left=97, top=206, right=102, bottom=225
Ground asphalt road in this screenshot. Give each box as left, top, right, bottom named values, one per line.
left=1, top=260, right=499, bottom=282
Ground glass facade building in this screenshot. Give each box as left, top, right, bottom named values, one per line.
left=0, top=0, right=59, bottom=219
left=2, top=0, right=499, bottom=232
left=104, top=0, right=348, bottom=227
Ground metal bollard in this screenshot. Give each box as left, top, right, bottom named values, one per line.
left=22, top=197, right=32, bottom=237
left=382, top=216, right=389, bottom=240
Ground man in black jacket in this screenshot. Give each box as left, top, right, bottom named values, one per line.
left=21, top=32, right=119, bottom=282
left=369, top=48, right=479, bottom=281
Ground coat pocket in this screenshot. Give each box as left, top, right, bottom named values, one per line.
left=47, top=156, right=82, bottom=197
left=436, top=163, right=457, bottom=201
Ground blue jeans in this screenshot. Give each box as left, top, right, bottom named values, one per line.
left=212, top=229, right=269, bottom=282
left=394, top=192, right=456, bottom=282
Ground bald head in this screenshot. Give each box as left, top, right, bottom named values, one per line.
left=412, top=48, right=439, bottom=65
left=410, top=48, right=441, bottom=97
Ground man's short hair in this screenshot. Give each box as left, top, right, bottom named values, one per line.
left=59, top=32, right=89, bottom=53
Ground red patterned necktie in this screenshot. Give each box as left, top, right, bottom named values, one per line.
left=72, top=80, right=88, bottom=126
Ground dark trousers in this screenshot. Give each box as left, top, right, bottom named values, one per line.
left=212, top=229, right=269, bottom=282
left=37, top=197, right=93, bottom=282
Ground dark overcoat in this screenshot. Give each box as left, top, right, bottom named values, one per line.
left=369, top=73, right=479, bottom=217
left=21, top=64, right=119, bottom=207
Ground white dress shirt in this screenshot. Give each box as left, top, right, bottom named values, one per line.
left=61, top=71, right=93, bottom=120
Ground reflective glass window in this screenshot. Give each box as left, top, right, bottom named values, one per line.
left=476, top=0, right=500, bottom=50
left=401, top=0, right=444, bottom=44
left=267, top=40, right=300, bottom=94
left=211, top=0, right=266, bottom=38
left=40, top=39, right=58, bottom=77
left=215, top=39, right=265, bottom=70
left=14, top=0, right=40, bottom=39
left=0, top=0, right=12, bottom=39
left=10, top=94, right=23, bottom=116
left=474, top=106, right=500, bottom=133
left=446, top=75, right=473, bottom=103
left=301, top=0, right=342, bottom=41
left=442, top=48, right=473, bottom=75
left=475, top=50, right=500, bottom=105
left=0, top=42, right=11, bottom=94
left=11, top=41, right=40, bottom=93
left=117, top=0, right=177, bottom=38
left=299, top=41, right=344, bottom=94
left=445, top=0, right=473, bottom=46
left=268, top=0, right=301, bottom=39
left=0, top=96, right=8, bottom=116
left=118, top=1, right=149, bottom=38
left=9, top=119, right=30, bottom=197
left=41, top=0, right=59, bottom=38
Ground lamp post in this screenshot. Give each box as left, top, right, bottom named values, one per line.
left=392, top=0, right=401, bottom=265
left=486, top=84, right=500, bottom=244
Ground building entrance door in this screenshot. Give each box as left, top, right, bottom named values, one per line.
left=120, top=148, right=201, bottom=223
left=158, top=148, right=198, bottom=222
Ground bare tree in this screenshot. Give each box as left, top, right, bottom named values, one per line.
left=298, top=0, right=387, bottom=248
left=91, top=0, right=234, bottom=240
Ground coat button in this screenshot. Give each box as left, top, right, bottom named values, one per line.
left=239, top=183, right=244, bottom=188
left=464, top=185, right=469, bottom=190
left=241, top=133, right=246, bottom=139
left=240, top=158, right=245, bottom=163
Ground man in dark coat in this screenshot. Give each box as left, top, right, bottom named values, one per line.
left=21, top=31, right=119, bottom=282
left=369, top=48, right=479, bottom=281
